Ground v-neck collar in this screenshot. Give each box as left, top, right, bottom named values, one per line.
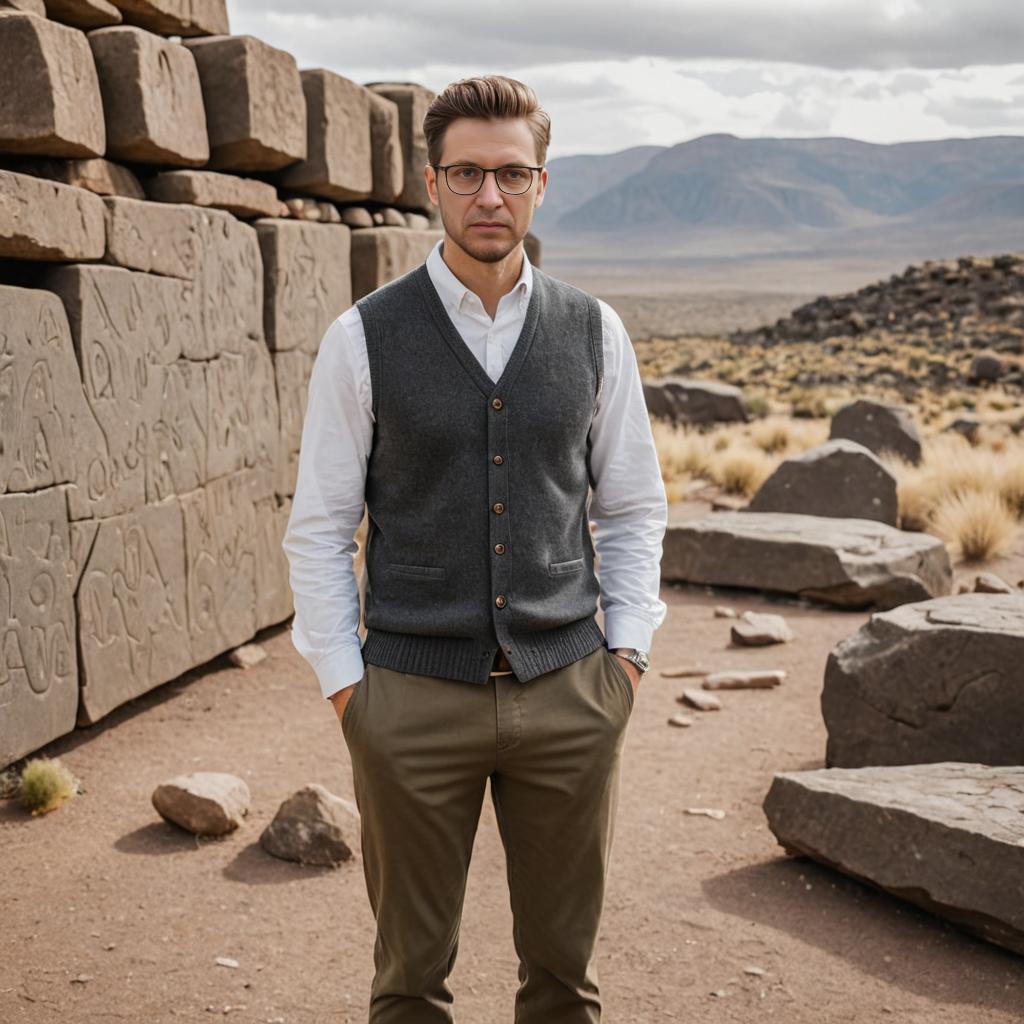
left=415, top=261, right=544, bottom=400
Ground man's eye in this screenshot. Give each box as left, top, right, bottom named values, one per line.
left=454, top=167, right=479, bottom=178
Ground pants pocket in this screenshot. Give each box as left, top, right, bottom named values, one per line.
left=341, top=671, right=367, bottom=736
left=603, top=647, right=635, bottom=712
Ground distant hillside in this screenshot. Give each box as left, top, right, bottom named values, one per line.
left=535, top=134, right=1024, bottom=265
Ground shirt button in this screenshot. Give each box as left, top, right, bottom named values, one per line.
left=494, top=543, right=505, bottom=554
left=491, top=398, right=503, bottom=410
left=495, top=594, right=507, bottom=608
left=492, top=502, right=504, bottom=514
left=492, top=454, right=503, bottom=465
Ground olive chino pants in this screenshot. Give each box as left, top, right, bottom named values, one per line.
left=340, top=643, right=636, bottom=1023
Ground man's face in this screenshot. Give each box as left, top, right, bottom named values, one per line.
left=425, top=116, right=547, bottom=265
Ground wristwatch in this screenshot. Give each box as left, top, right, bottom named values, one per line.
left=612, top=647, right=650, bottom=674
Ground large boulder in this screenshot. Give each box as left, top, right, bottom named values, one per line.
left=662, top=509, right=952, bottom=609
left=745, top=438, right=899, bottom=525
left=823, top=592, right=1024, bottom=768
left=763, top=762, right=1024, bottom=958
left=366, top=82, right=434, bottom=211
left=43, top=0, right=122, bottom=30
left=0, top=168, right=105, bottom=260
left=105, top=0, right=228, bottom=36
left=829, top=398, right=922, bottom=466
left=367, top=92, right=403, bottom=205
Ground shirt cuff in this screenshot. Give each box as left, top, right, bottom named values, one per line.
left=603, top=611, right=656, bottom=654
left=313, top=646, right=367, bottom=701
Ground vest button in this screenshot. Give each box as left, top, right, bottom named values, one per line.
left=492, top=454, right=503, bottom=465
left=491, top=397, right=503, bottom=410
left=494, top=543, right=505, bottom=554
left=492, top=502, right=504, bottom=514
left=495, top=594, right=507, bottom=608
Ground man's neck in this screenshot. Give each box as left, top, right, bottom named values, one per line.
left=441, top=237, right=524, bottom=321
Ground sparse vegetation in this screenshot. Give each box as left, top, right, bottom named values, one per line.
left=18, top=757, right=78, bottom=815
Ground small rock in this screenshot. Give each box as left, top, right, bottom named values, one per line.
left=713, top=605, right=737, bottom=618
left=215, top=956, right=239, bottom=969
left=667, top=713, right=694, bottom=728
left=371, top=210, right=384, bottom=225
left=659, top=665, right=709, bottom=678
left=152, top=772, right=250, bottom=836
left=228, top=643, right=266, bottom=669
left=259, top=783, right=360, bottom=867
left=317, top=201, right=341, bottom=223
left=381, top=207, right=406, bottom=226
left=680, top=687, right=721, bottom=711
left=703, top=670, right=785, bottom=690
left=685, top=807, right=726, bottom=819
left=973, top=572, right=1015, bottom=594
left=743, top=966, right=765, bottom=976
left=341, top=205, right=373, bottom=228
left=731, top=610, right=793, bottom=646
left=404, top=211, right=431, bottom=229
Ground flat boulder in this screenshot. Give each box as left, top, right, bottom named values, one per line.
left=823, top=592, right=1024, bottom=767
left=0, top=168, right=104, bottom=260
left=662, top=509, right=952, bottom=609
left=106, top=0, right=228, bottom=36
left=152, top=771, right=249, bottom=836
left=745, top=438, right=899, bottom=525
left=645, top=376, right=749, bottom=425
left=145, top=169, right=283, bottom=218
left=763, top=762, right=1024, bottom=957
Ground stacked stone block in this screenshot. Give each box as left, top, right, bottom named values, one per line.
left=0, top=6, right=443, bottom=768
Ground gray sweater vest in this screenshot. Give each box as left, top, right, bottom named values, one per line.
left=355, top=260, right=607, bottom=684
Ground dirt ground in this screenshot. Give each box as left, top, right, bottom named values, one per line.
left=3, top=496, right=1024, bottom=1024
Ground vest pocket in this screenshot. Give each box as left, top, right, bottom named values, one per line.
left=548, top=557, right=584, bottom=576
left=387, top=562, right=446, bottom=580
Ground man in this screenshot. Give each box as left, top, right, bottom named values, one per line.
left=283, top=74, right=667, bottom=1023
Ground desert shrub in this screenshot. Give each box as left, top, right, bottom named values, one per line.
left=930, top=489, right=1019, bottom=562
left=18, top=757, right=78, bottom=815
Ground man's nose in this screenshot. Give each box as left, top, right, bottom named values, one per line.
left=475, top=171, right=505, bottom=206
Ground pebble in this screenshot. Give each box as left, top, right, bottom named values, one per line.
left=702, top=669, right=785, bottom=690
left=680, top=687, right=721, bottom=711
left=667, top=713, right=694, bottom=728
left=685, top=807, right=726, bottom=819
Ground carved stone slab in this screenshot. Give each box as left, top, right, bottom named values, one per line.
left=145, top=169, right=284, bottom=219
left=662, top=509, right=952, bottom=610
left=184, top=33, right=306, bottom=171
left=0, top=12, right=106, bottom=158
left=367, top=83, right=435, bottom=211
left=277, top=69, right=373, bottom=202
left=823, top=592, right=1024, bottom=767
left=101, top=200, right=265, bottom=357
left=12, top=156, right=144, bottom=199
left=178, top=468, right=272, bottom=664
left=255, top=491, right=293, bottom=629
left=43, top=264, right=197, bottom=518
left=351, top=227, right=443, bottom=300
left=147, top=358, right=207, bottom=503
left=255, top=219, right=351, bottom=352
left=0, top=486, right=78, bottom=768
left=89, top=25, right=209, bottom=166
left=368, top=92, right=403, bottom=205
left=272, top=349, right=314, bottom=497
left=0, top=169, right=105, bottom=261
left=106, top=0, right=228, bottom=37
left=763, top=762, right=1024, bottom=957
left=76, top=498, right=191, bottom=723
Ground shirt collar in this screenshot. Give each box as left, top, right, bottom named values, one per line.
left=426, top=238, right=532, bottom=316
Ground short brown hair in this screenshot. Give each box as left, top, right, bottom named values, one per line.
left=423, top=75, right=551, bottom=168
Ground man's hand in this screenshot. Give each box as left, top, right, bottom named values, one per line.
left=612, top=650, right=642, bottom=701
left=329, top=683, right=358, bottom=722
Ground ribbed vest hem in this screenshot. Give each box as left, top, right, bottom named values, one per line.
left=361, top=614, right=608, bottom=684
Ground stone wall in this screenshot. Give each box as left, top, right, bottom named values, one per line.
left=0, top=5, right=452, bottom=768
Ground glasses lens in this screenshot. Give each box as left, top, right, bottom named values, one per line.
left=496, top=167, right=533, bottom=194
left=447, top=165, right=484, bottom=194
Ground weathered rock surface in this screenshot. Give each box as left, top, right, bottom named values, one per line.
left=145, top=169, right=282, bottom=218
left=259, top=783, right=359, bottom=866
left=89, top=25, right=209, bottom=166
left=0, top=12, right=106, bottom=158
left=351, top=227, right=442, bottom=300
left=76, top=499, right=192, bottom=723
left=277, top=69, right=372, bottom=202
left=43, top=0, right=122, bottom=29
left=746, top=439, right=899, bottom=525
left=184, top=33, right=305, bottom=171
left=763, top=762, right=1024, bottom=957
left=730, top=610, right=793, bottom=645
left=340, top=205, right=373, bottom=228
left=644, top=377, right=750, bottom=425
left=367, top=82, right=434, bottom=211
left=829, top=399, right=922, bottom=466
left=367, top=92, right=403, bottom=205
left=0, top=487, right=79, bottom=769
left=272, top=349, right=313, bottom=497
left=152, top=771, right=249, bottom=836
left=255, top=218, right=351, bottom=353
left=823, top=592, right=1024, bottom=768
left=106, top=0, right=228, bottom=36
left=662, top=509, right=952, bottom=610
left=0, top=169, right=105, bottom=260
left=10, top=155, right=144, bottom=198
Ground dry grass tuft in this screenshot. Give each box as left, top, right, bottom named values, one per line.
left=929, top=489, right=1019, bottom=562
left=18, top=757, right=78, bottom=815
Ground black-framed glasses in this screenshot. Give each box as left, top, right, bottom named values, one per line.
left=433, top=163, right=543, bottom=196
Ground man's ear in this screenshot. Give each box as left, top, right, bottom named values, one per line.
left=424, top=163, right=439, bottom=205
left=534, top=167, right=547, bottom=209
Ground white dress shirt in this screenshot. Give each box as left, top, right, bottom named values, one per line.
left=282, top=239, right=668, bottom=700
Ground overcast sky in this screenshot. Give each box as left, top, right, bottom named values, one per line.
left=225, top=0, right=1024, bottom=158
